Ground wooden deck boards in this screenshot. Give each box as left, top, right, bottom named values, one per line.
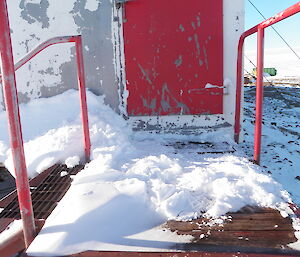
left=165, top=206, right=298, bottom=249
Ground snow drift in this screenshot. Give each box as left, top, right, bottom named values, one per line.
left=0, top=89, right=298, bottom=255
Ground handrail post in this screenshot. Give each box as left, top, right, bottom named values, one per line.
left=75, top=36, right=91, bottom=162
left=254, top=26, right=265, bottom=165
left=0, top=0, right=36, bottom=247
left=234, top=26, right=258, bottom=143
left=234, top=2, right=300, bottom=165
left=234, top=36, right=246, bottom=143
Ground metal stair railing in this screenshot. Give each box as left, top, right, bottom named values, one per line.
left=0, top=0, right=90, bottom=247
left=0, top=35, right=91, bottom=163
left=234, top=2, right=300, bottom=165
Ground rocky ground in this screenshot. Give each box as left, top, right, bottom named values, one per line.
left=241, top=85, right=300, bottom=205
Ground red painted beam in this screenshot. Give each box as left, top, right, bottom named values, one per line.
left=234, top=25, right=258, bottom=143
left=253, top=26, right=265, bottom=165
left=0, top=0, right=36, bottom=247
left=260, top=2, right=300, bottom=29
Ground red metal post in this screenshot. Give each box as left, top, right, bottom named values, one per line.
left=253, top=26, right=265, bottom=165
left=234, top=2, right=300, bottom=163
left=0, top=0, right=36, bottom=247
left=260, top=2, right=300, bottom=29
left=75, top=36, right=91, bottom=162
left=234, top=36, right=245, bottom=143
left=234, top=26, right=258, bottom=143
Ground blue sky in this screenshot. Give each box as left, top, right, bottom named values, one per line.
left=245, top=0, right=300, bottom=51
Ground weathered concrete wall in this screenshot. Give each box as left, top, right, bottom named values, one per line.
left=1, top=0, right=119, bottom=111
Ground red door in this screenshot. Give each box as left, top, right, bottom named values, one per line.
left=123, top=0, right=223, bottom=116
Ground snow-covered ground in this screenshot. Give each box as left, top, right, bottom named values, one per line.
left=242, top=85, right=300, bottom=206
left=0, top=87, right=299, bottom=255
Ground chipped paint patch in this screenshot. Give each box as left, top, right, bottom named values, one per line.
left=203, top=46, right=209, bottom=70
left=196, top=16, right=201, bottom=27
left=179, top=24, right=185, bottom=32
left=193, top=34, right=201, bottom=55
left=142, top=97, right=157, bottom=111
left=138, top=63, right=153, bottom=85
left=174, top=55, right=183, bottom=67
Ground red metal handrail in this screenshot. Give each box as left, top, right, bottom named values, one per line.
left=0, top=35, right=91, bottom=163
left=234, top=1, right=300, bottom=164
left=1, top=36, right=77, bottom=81
left=0, top=0, right=35, bottom=247
left=2, top=35, right=91, bottom=162
left=0, top=0, right=91, bottom=248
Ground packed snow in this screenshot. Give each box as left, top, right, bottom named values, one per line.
left=0, top=220, right=22, bottom=244
left=0, top=88, right=298, bottom=255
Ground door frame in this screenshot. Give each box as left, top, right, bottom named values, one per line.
left=113, top=0, right=245, bottom=134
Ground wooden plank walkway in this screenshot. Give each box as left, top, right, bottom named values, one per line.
left=166, top=206, right=298, bottom=249
left=54, top=206, right=300, bottom=256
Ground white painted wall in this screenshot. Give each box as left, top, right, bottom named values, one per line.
left=1, top=0, right=245, bottom=139
left=1, top=0, right=120, bottom=112
left=223, top=0, right=245, bottom=127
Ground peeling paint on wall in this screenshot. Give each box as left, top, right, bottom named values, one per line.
left=20, top=0, right=50, bottom=28
left=174, top=55, right=183, bottom=68
left=6, top=0, right=79, bottom=102
left=126, top=0, right=245, bottom=133
left=1, top=0, right=119, bottom=112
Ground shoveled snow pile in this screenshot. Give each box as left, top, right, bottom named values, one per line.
left=0, top=90, right=298, bottom=255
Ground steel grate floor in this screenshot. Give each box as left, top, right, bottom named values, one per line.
left=0, top=164, right=84, bottom=219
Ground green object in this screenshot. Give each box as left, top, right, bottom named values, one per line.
left=252, top=67, right=277, bottom=76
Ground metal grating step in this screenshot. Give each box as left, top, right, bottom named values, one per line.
left=0, top=164, right=84, bottom=220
